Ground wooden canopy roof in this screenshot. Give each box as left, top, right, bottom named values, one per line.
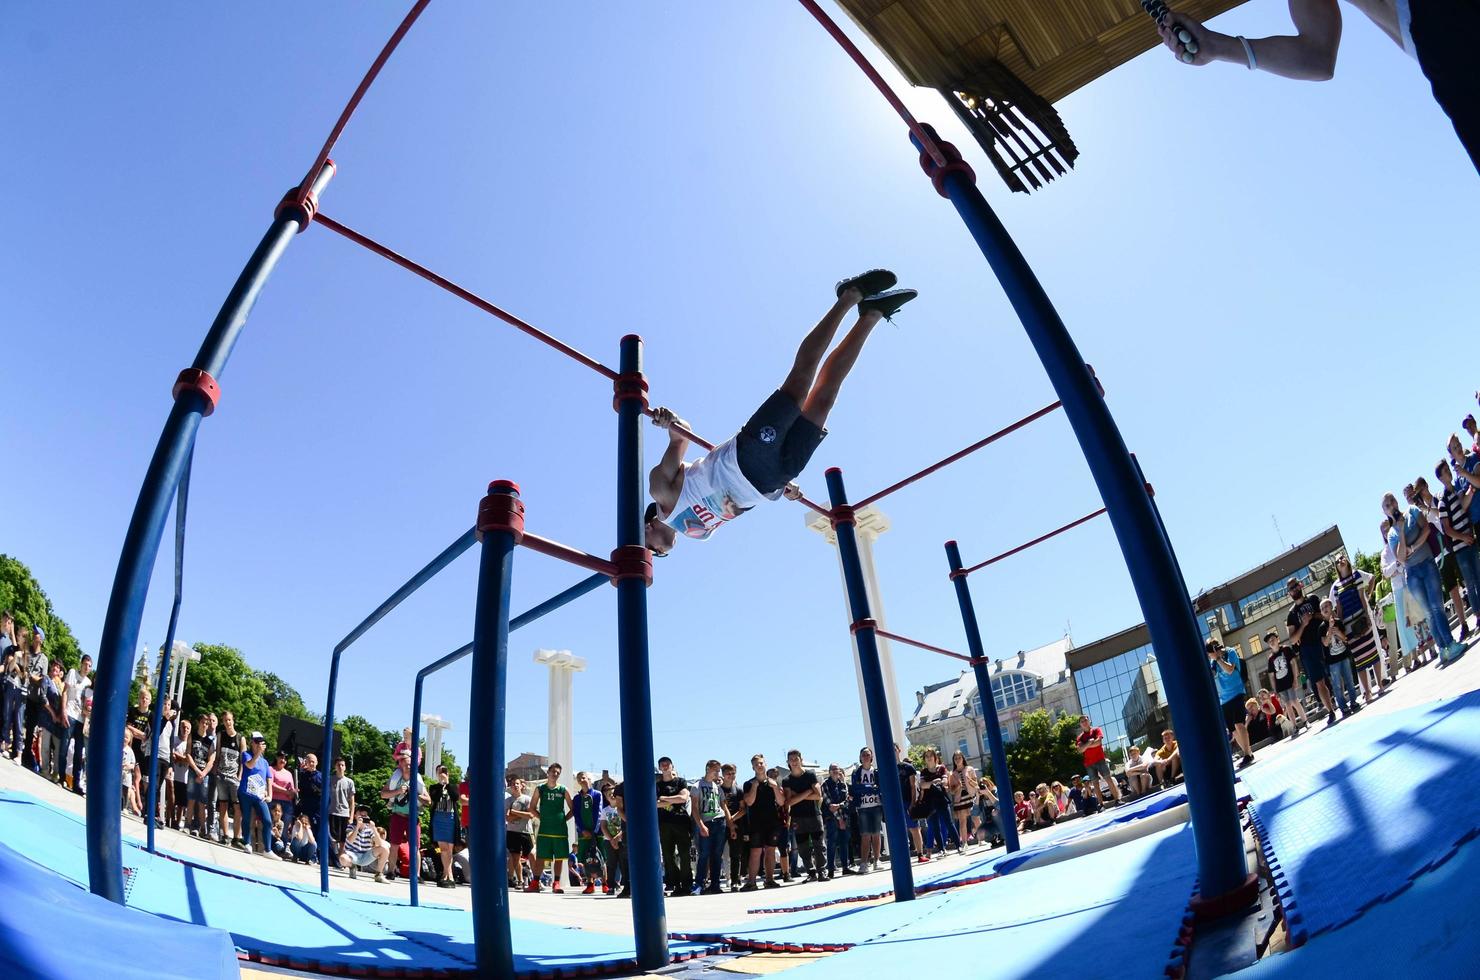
left=835, top=0, right=1248, bottom=192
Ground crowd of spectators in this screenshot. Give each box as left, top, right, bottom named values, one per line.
left=498, top=728, right=1184, bottom=899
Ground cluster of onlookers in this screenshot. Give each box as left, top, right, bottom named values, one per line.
left=2, top=615, right=91, bottom=790
left=1198, top=402, right=1480, bottom=771
left=501, top=730, right=1175, bottom=899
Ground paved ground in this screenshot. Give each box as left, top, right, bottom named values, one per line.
left=5, top=635, right=1476, bottom=947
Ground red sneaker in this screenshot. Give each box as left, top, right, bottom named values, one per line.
left=582, top=883, right=595, bottom=895
left=524, top=880, right=541, bottom=893
left=552, top=884, right=564, bottom=894
left=917, top=854, right=930, bottom=864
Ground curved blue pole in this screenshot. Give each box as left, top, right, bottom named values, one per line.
left=146, top=449, right=193, bottom=853
left=319, top=525, right=479, bottom=895
left=468, top=482, right=518, bottom=979
left=944, top=539, right=1019, bottom=854
left=407, top=571, right=607, bottom=905
left=89, top=163, right=334, bottom=904
left=616, top=335, right=668, bottom=967
left=826, top=467, right=915, bottom=903
left=915, top=129, right=1246, bottom=901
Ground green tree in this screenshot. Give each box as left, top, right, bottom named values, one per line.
left=0, top=554, right=85, bottom=668
left=905, top=743, right=932, bottom=771
left=1354, top=549, right=1391, bottom=602
left=334, top=714, right=395, bottom=774
left=1004, top=710, right=1083, bottom=790
left=181, top=642, right=271, bottom=744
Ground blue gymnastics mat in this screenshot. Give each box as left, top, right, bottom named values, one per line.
left=688, top=820, right=1197, bottom=974
left=1239, top=687, right=1480, bottom=946
left=1230, top=828, right=1480, bottom=975
left=747, top=784, right=1189, bottom=913
left=0, top=790, right=720, bottom=978
left=0, top=837, right=237, bottom=980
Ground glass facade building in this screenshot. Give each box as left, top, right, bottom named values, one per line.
left=1072, top=641, right=1158, bottom=756
left=1069, top=525, right=1347, bottom=759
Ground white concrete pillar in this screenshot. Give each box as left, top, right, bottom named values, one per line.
left=534, top=649, right=586, bottom=792
left=421, top=714, right=452, bottom=778
left=806, top=504, right=906, bottom=754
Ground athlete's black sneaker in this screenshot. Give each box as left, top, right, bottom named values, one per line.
left=836, top=269, right=897, bottom=298
left=858, top=287, right=918, bottom=320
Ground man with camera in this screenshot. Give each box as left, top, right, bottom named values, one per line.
left=339, top=805, right=391, bottom=883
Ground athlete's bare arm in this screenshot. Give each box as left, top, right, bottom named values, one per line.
left=647, top=407, right=689, bottom=515
left=1159, top=0, right=1346, bottom=81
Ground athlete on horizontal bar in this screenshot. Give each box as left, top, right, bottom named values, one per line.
left=644, top=271, right=916, bottom=554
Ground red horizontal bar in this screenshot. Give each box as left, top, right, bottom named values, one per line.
left=313, top=212, right=620, bottom=381
left=872, top=627, right=972, bottom=663
left=957, top=506, right=1108, bottom=577
left=290, top=0, right=431, bottom=209
left=854, top=400, right=1062, bottom=509
left=317, top=213, right=833, bottom=522
left=519, top=532, right=618, bottom=578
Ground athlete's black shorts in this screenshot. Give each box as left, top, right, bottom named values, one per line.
left=1411, top=0, right=1480, bottom=173
left=735, top=390, right=826, bottom=495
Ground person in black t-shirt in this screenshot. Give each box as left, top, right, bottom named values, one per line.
left=781, top=749, right=826, bottom=882
left=655, top=756, right=692, bottom=897
left=741, top=754, right=781, bottom=891
left=720, top=763, right=746, bottom=890
left=1262, top=629, right=1310, bottom=733
left=894, top=743, right=926, bottom=862
left=1286, top=578, right=1336, bottom=721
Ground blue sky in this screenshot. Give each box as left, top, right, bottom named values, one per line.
left=4, top=3, right=1477, bottom=780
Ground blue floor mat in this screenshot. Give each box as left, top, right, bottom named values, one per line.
left=1239, top=688, right=1480, bottom=945
left=747, top=784, right=1188, bottom=912
left=1231, top=824, right=1480, bottom=974
left=692, top=822, right=1196, bottom=964
left=0, top=838, right=238, bottom=980
left=0, top=790, right=718, bottom=977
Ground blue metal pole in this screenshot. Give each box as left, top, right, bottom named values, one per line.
left=825, top=467, right=915, bottom=902
left=511, top=572, right=608, bottom=631
left=944, top=539, right=1020, bottom=854
left=319, top=525, right=478, bottom=894
left=89, top=163, right=335, bottom=903
left=146, top=450, right=193, bottom=854
left=615, top=335, right=668, bottom=968
left=468, top=481, right=519, bottom=979
left=916, top=130, right=1246, bottom=900
left=405, top=571, right=608, bottom=905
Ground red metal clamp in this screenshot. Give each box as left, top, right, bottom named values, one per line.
left=611, top=372, right=649, bottom=413
left=476, top=480, right=525, bottom=544
left=1189, top=872, right=1260, bottom=923
left=849, top=618, right=878, bottom=635
left=948, top=567, right=970, bottom=581
left=275, top=184, right=323, bottom=232
left=172, top=368, right=220, bottom=417
left=829, top=505, right=856, bottom=529
left=610, top=544, right=654, bottom=587
left=915, top=124, right=976, bottom=199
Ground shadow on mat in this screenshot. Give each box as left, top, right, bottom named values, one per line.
left=1250, top=690, right=1480, bottom=936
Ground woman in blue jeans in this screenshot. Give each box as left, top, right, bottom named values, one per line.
left=239, top=735, right=275, bottom=856
left=1386, top=492, right=1465, bottom=663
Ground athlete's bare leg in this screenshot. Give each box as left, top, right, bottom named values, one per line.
left=801, top=309, right=884, bottom=427
left=780, top=290, right=862, bottom=404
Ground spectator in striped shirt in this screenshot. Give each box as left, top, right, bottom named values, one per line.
left=1435, top=459, right=1480, bottom=640
left=338, top=805, right=390, bottom=883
